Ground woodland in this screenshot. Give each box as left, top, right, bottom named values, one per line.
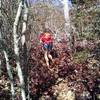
left=0, top=0, right=100, bottom=100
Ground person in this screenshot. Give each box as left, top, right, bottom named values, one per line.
left=39, top=29, right=53, bottom=67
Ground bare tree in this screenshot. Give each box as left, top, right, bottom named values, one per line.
left=13, top=1, right=26, bottom=100
left=29, top=2, right=65, bottom=42
left=0, top=0, right=15, bottom=97
left=21, top=1, right=29, bottom=98
left=0, top=0, right=1, bottom=17
left=0, top=0, right=2, bottom=75
left=62, top=0, right=72, bottom=49
left=21, top=1, right=28, bottom=46
left=3, top=50, right=15, bottom=100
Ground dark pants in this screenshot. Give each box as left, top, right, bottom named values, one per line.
left=43, top=42, right=53, bottom=51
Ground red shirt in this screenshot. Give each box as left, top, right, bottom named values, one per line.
left=39, top=33, right=53, bottom=44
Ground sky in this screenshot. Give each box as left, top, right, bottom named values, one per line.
left=27, top=0, right=72, bottom=8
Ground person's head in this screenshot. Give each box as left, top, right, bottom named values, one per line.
left=44, top=32, right=50, bottom=37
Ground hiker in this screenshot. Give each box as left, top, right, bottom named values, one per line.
left=39, top=29, right=53, bottom=67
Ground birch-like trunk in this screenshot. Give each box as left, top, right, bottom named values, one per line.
left=0, top=53, right=1, bottom=75
left=0, top=0, right=1, bottom=17
left=13, top=1, right=26, bottom=100
left=0, top=0, right=2, bottom=75
left=21, top=1, right=29, bottom=98
left=63, top=0, right=71, bottom=49
left=21, top=2, right=28, bottom=46
left=3, top=50, right=15, bottom=100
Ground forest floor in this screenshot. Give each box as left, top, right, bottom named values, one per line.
left=0, top=40, right=100, bottom=100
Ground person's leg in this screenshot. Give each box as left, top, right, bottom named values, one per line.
left=48, top=43, right=53, bottom=61
left=43, top=43, right=50, bottom=66
left=44, top=50, right=49, bottom=66
left=48, top=53, right=53, bottom=61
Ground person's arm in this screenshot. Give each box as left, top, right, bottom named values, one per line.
left=50, top=34, right=53, bottom=42
left=40, top=39, right=42, bottom=43
left=38, top=33, right=43, bottom=43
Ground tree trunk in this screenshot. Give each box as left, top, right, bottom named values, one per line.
left=0, top=0, right=1, bottom=16
left=13, top=1, right=26, bottom=100
left=0, top=0, right=1, bottom=75
left=3, top=50, right=15, bottom=100
left=21, top=1, right=29, bottom=98
left=21, top=1, right=28, bottom=46
left=63, top=0, right=71, bottom=49
left=0, top=55, right=1, bottom=75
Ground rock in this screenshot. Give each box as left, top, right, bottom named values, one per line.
left=53, top=78, right=75, bottom=100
